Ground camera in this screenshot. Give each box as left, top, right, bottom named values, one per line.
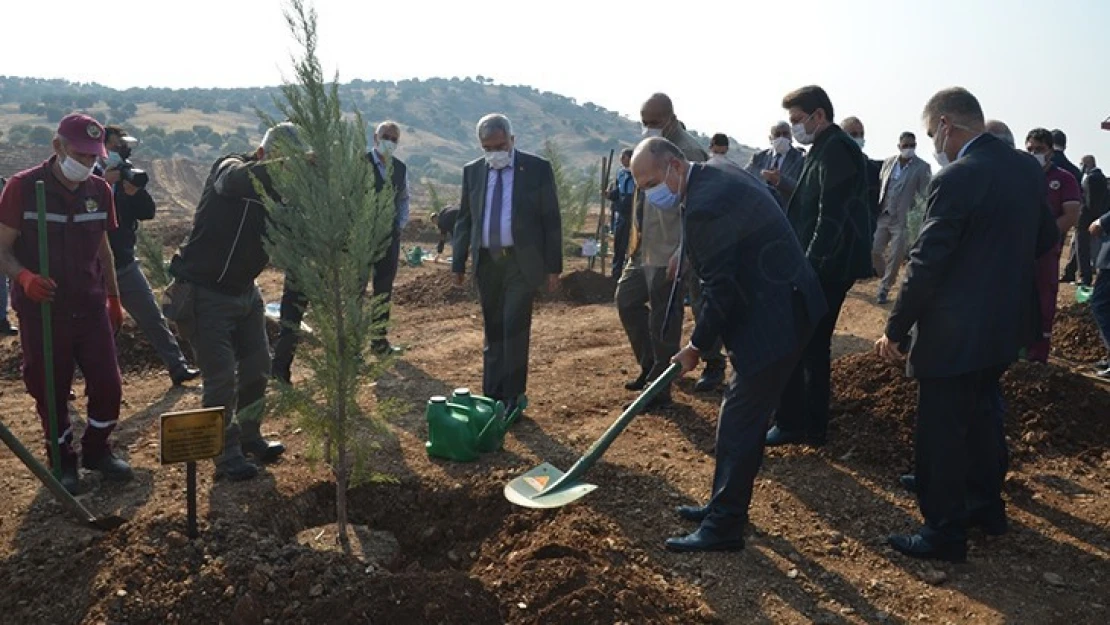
left=118, top=162, right=149, bottom=188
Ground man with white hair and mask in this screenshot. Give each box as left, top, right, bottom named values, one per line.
left=166, top=122, right=299, bottom=481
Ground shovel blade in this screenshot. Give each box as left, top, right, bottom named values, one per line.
left=503, top=462, right=597, bottom=509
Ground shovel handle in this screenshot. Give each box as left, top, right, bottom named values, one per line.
left=0, top=418, right=97, bottom=525
left=34, top=181, right=61, bottom=479
left=540, top=363, right=682, bottom=496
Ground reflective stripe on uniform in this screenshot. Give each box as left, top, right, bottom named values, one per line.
left=87, top=417, right=116, bottom=429
left=73, top=212, right=108, bottom=223
left=21, top=211, right=68, bottom=223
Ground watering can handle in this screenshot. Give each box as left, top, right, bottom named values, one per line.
left=538, top=363, right=682, bottom=496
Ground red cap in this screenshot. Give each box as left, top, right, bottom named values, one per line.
left=56, top=113, right=108, bottom=158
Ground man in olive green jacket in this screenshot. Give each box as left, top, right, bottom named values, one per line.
left=767, top=85, right=875, bottom=447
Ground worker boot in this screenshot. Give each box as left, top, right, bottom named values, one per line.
left=82, top=449, right=134, bottom=482
left=48, top=446, right=81, bottom=495
left=240, top=420, right=285, bottom=464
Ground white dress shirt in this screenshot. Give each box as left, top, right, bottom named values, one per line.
left=482, top=150, right=516, bottom=249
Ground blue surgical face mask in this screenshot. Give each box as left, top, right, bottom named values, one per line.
left=645, top=163, right=680, bottom=209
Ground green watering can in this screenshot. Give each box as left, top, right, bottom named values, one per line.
left=406, top=246, right=424, bottom=267
left=425, top=389, right=528, bottom=462
left=1076, top=285, right=1092, bottom=304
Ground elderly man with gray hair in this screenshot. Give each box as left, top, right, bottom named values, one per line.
left=985, top=119, right=1015, bottom=148
left=745, top=121, right=806, bottom=206
left=452, top=114, right=561, bottom=415
left=166, top=122, right=299, bottom=481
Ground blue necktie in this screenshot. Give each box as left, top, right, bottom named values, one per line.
left=489, top=168, right=504, bottom=256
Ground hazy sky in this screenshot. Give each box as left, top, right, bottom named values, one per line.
left=4, top=0, right=1109, bottom=168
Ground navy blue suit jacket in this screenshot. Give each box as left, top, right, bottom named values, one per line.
left=683, top=163, right=827, bottom=378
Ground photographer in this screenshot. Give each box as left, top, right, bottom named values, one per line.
left=101, top=126, right=199, bottom=385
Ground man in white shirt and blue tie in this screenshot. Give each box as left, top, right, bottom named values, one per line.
left=453, top=114, right=562, bottom=414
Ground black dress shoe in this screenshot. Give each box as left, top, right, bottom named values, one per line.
left=665, top=527, right=745, bottom=553
left=968, top=512, right=1008, bottom=536
left=82, top=451, right=134, bottom=482
left=0, top=322, right=17, bottom=337
left=242, top=438, right=286, bottom=463
left=693, top=367, right=725, bottom=392
left=899, top=474, right=917, bottom=494
left=765, top=426, right=806, bottom=447
left=676, top=505, right=709, bottom=523
left=215, top=456, right=260, bottom=481
left=171, top=367, right=202, bottom=386
left=624, top=369, right=650, bottom=391
left=888, top=533, right=966, bottom=562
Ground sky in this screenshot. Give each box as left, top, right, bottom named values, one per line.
left=3, top=0, right=1110, bottom=169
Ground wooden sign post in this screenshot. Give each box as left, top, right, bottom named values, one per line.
left=160, top=408, right=225, bottom=538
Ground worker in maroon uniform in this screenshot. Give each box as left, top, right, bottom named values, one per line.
left=1025, top=127, right=1081, bottom=362
left=0, top=113, right=132, bottom=494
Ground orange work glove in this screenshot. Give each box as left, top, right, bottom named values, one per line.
left=16, top=269, right=56, bottom=303
left=107, top=296, right=124, bottom=333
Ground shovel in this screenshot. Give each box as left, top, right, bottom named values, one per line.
left=504, top=363, right=681, bottom=509
left=0, top=418, right=127, bottom=531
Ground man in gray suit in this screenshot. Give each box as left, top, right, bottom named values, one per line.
left=453, top=114, right=562, bottom=414
left=872, top=131, right=932, bottom=303
left=745, top=121, right=805, bottom=206
left=629, top=138, right=826, bottom=552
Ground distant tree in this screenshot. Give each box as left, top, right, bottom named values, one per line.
left=27, top=126, right=54, bottom=146
left=18, top=101, right=43, bottom=115
left=44, top=106, right=66, bottom=123
left=542, top=140, right=595, bottom=242
left=144, top=126, right=167, bottom=138
left=163, top=97, right=185, bottom=113
left=225, top=101, right=242, bottom=113
left=74, top=94, right=96, bottom=109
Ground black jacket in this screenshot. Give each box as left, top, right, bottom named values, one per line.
left=452, top=150, right=562, bottom=289
left=169, top=153, right=278, bottom=295
left=785, top=124, right=875, bottom=282
left=684, top=164, right=827, bottom=378
left=886, top=134, right=1059, bottom=378
left=107, top=185, right=156, bottom=269
left=866, top=158, right=883, bottom=217
left=1082, top=167, right=1108, bottom=220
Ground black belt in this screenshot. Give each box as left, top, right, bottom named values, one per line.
left=480, top=247, right=515, bottom=259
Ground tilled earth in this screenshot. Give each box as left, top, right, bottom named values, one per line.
left=0, top=262, right=1107, bottom=624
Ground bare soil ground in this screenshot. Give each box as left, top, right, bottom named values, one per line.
left=0, top=255, right=1107, bottom=624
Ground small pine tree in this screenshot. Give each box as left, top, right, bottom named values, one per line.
left=135, top=225, right=170, bottom=290
left=256, top=0, right=397, bottom=554
left=542, top=139, right=596, bottom=243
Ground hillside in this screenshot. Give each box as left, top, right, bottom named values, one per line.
left=0, top=76, right=757, bottom=184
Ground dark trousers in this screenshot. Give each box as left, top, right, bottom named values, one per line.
left=187, top=285, right=271, bottom=465
left=271, top=276, right=308, bottom=383
left=687, top=273, right=727, bottom=373
left=615, top=264, right=683, bottom=396
left=775, top=278, right=853, bottom=440
left=915, top=366, right=1008, bottom=544
left=703, top=349, right=801, bottom=531
left=1027, top=250, right=1060, bottom=362
left=1092, top=270, right=1110, bottom=357
left=611, top=212, right=632, bottom=279
left=476, top=249, right=536, bottom=401
left=19, top=307, right=122, bottom=462
left=371, top=231, right=402, bottom=334
left=1063, top=213, right=1095, bottom=284
left=117, top=260, right=190, bottom=377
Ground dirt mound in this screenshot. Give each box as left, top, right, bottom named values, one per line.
left=540, top=270, right=614, bottom=306
left=401, top=217, right=442, bottom=244
left=1052, top=304, right=1106, bottom=363
left=828, top=353, right=1110, bottom=472
left=0, top=476, right=713, bottom=624
left=392, top=271, right=476, bottom=307
left=0, top=317, right=282, bottom=380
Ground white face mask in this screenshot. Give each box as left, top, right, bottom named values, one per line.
left=900, top=148, right=915, bottom=160
left=485, top=150, right=511, bottom=169
left=933, top=122, right=951, bottom=167
left=791, top=113, right=815, bottom=145
left=1032, top=152, right=1048, bottom=167
left=641, top=125, right=663, bottom=138
left=378, top=139, right=397, bottom=156
left=772, top=137, right=791, bottom=155
left=853, top=136, right=866, bottom=149
left=59, top=155, right=94, bottom=182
